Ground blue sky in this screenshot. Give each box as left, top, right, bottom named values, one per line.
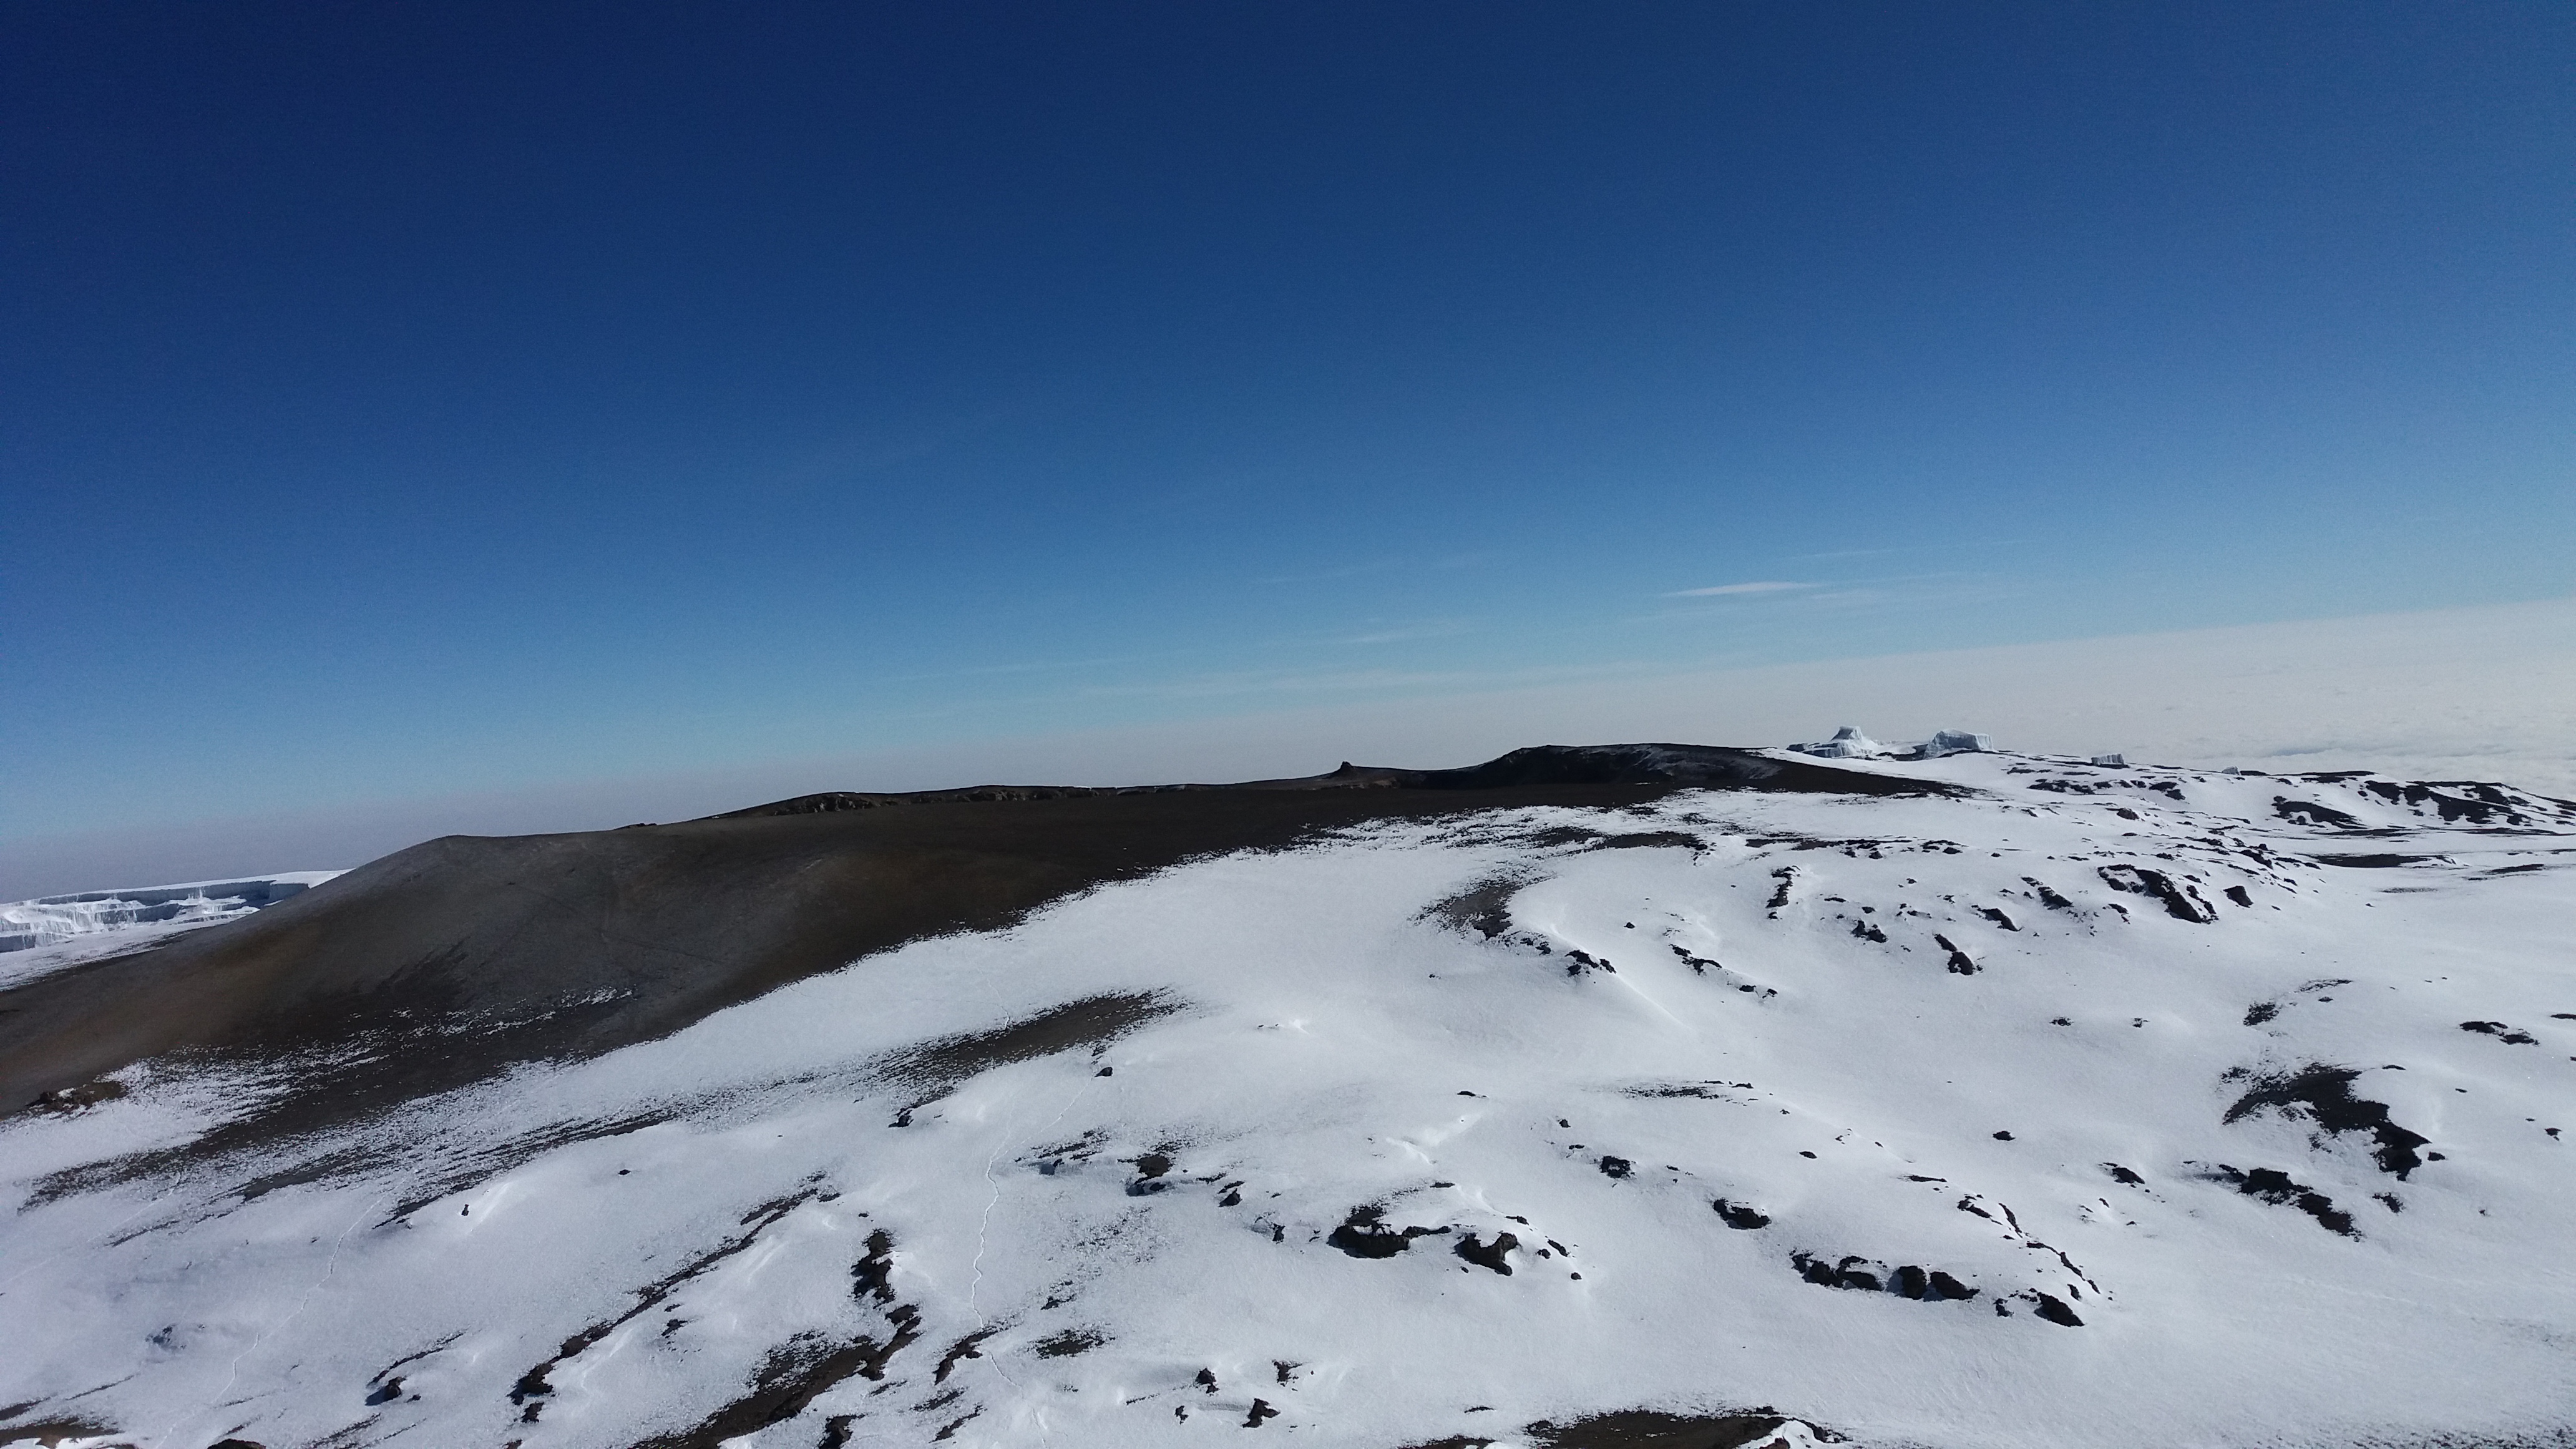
left=6, top=1, right=2571, bottom=848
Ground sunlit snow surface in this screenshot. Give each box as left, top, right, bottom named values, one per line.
left=4, top=756, right=2574, bottom=1449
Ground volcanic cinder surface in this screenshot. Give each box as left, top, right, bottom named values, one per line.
left=2, top=744, right=2572, bottom=1449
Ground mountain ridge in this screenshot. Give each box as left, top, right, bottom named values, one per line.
left=3, top=746, right=2572, bottom=1448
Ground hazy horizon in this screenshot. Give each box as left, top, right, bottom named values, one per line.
left=7, top=595, right=2569, bottom=899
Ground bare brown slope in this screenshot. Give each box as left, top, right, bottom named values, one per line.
left=0, top=745, right=1940, bottom=1148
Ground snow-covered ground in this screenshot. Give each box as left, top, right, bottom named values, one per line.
left=0, top=873, right=343, bottom=992
left=2, top=756, right=2571, bottom=1448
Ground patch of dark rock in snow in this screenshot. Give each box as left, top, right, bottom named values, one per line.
left=1712, top=1199, right=1772, bottom=1230
left=1496, top=826, right=1611, bottom=852
left=2244, top=1002, right=2281, bottom=1027
left=934, top=1329, right=995, bottom=1383
left=628, top=1327, right=922, bottom=1449
left=1895, top=1265, right=1978, bottom=1302
left=1032, top=1328, right=1105, bottom=1358
left=2460, top=1020, right=2540, bottom=1045
left=1564, top=949, right=1616, bottom=977
left=2272, top=798, right=2364, bottom=829
left=1454, top=1231, right=1520, bottom=1274
left=2021, top=877, right=2077, bottom=911
left=1933, top=935, right=1979, bottom=975
left=2356, top=779, right=2560, bottom=827
left=1422, top=877, right=1527, bottom=939
left=1524, top=1408, right=1826, bottom=1449
left=2198, top=1164, right=2359, bottom=1236
left=2095, top=865, right=2218, bottom=922
left=1627, top=1082, right=1754, bottom=1100
left=1586, top=831, right=1707, bottom=854
left=2025, top=1291, right=2085, bottom=1328
left=2223, top=1065, right=2431, bottom=1176
left=851, top=1228, right=897, bottom=1303
left=1789, top=1251, right=1978, bottom=1302
left=1599, top=1156, right=1634, bottom=1179
left=1126, top=1150, right=1176, bottom=1195
left=2223, top=885, right=2254, bottom=907
left=885, top=993, right=1182, bottom=1104
left=1766, top=868, right=1796, bottom=912
left=1328, top=1206, right=1450, bottom=1258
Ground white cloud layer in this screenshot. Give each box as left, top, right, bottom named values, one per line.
left=4, top=597, right=2569, bottom=898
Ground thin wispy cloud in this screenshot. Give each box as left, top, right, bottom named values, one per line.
left=1664, top=580, right=1815, bottom=598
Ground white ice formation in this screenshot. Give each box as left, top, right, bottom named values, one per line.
left=0, top=873, right=343, bottom=991
left=1786, top=724, right=1885, bottom=758
left=1787, top=726, right=1990, bottom=760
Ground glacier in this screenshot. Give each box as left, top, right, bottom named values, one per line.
left=0, top=873, right=343, bottom=992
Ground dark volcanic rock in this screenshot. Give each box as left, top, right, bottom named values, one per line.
left=2095, top=864, right=2218, bottom=923
left=1712, top=1199, right=1771, bottom=1230
left=1328, top=1206, right=1448, bottom=1258
left=1454, top=1231, right=1520, bottom=1274
left=1525, top=1408, right=1803, bottom=1449
left=2202, top=1164, right=2359, bottom=1236
left=2222, top=1065, right=2430, bottom=1178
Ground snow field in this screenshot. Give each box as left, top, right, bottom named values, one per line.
left=2, top=756, right=2571, bottom=1448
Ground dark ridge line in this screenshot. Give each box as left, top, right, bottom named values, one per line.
left=706, top=743, right=1967, bottom=819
